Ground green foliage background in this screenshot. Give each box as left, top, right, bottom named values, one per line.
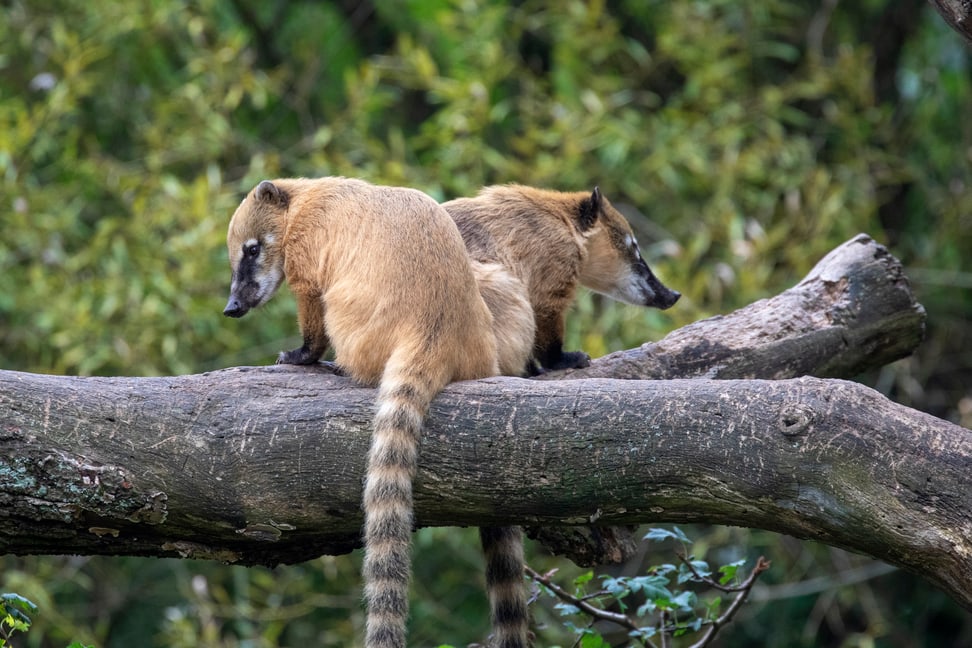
left=1, top=0, right=971, bottom=645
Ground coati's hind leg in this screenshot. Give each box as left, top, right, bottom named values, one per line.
left=480, top=526, right=529, bottom=648
left=278, top=290, right=330, bottom=365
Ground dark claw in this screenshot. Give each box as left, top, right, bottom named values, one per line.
left=544, top=351, right=591, bottom=371
left=277, top=345, right=322, bottom=365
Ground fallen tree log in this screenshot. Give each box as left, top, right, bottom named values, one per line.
left=2, top=371, right=970, bottom=609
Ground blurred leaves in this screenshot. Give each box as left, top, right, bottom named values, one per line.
left=0, top=0, right=940, bottom=379
left=2, top=0, right=971, bottom=646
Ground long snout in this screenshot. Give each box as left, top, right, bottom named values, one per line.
left=223, top=295, right=249, bottom=318
left=657, top=287, right=681, bottom=310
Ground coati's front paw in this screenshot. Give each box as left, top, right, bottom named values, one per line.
left=546, top=350, right=591, bottom=371
left=277, top=345, right=322, bottom=365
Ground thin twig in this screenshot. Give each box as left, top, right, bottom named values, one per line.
left=677, top=553, right=760, bottom=593
left=525, top=566, right=637, bottom=630
left=527, top=556, right=770, bottom=648
left=660, top=609, right=671, bottom=648
left=687, top=557, right=772, bottom=648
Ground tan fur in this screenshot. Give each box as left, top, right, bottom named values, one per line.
left=471, top=261, right=536, bottom=377
left=224, top=177, right=531, bottom=648
left=227, top=177, right=497, bottom=383
left=443, top=184, right=680, bottom=371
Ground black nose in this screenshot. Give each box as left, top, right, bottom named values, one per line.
left=662, top=289, right=681, bottom=309
left=223, top=297, right=246, bottom=318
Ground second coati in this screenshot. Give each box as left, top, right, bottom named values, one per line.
left=222, top=177, right=530, bottom=648
left=443, top=185, right=681, bottom=372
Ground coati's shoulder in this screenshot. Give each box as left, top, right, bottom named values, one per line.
left=447, top=184, right=599, bottom=235
left=242, top=175, right=443, bottom=216
left=443, top=184, right=598, bottom=277
left=227, top=176, right=373, bottom=242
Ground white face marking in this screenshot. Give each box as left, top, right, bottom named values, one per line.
left=255, top=266, right=285, bottom=307
left=595, top=268, right=651, bottom=306
left=244, top=237, right=258, bottom=248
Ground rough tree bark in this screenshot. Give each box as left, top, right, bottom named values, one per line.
left=929, top=0, right=972, bottom=43
left=4, top=235, right=970, bottom=611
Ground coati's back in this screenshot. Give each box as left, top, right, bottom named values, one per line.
left=273, top=177, right=497, bottom=384
left=445, top=185, right=589, bottom=302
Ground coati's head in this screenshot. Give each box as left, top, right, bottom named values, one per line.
left=223, top=180, right=288, bottom=318
left=577, top=187, right=681, bottom=310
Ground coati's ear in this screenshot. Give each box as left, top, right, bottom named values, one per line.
left=577, top=186, right=602, bottom=231
left=254, top=180, right=288, bottom=206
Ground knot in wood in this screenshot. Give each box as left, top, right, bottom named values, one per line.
left=778, top=403, right=815, bottom=437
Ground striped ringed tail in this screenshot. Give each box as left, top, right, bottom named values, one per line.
left=481, top=525, right=530, bottom=648
left=362, top=376, right=437, bottom=648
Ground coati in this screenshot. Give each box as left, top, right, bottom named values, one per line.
left=222, top=177, right=530, bottom=648
left=443, top=185, right=681, bottom=372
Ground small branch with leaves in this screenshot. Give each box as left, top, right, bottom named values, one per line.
left=673, top=552, right=771, bottom=647
left=525, top=528, right=771, bottom=648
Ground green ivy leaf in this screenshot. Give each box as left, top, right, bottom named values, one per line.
left=600, top=576, right=629, bottom=597
left=718, top=559, right=747, bottom=585
left=670, top=590, right=697, bottom=612
left=580, top=633, right=610, bottom=648
left=655, top=563, right=678, bottom=576
left=630, top=626, right=658, bottom=639
left=628, top=574, right=670, bottom=594
left=1, top=593, right=37, bottom=618
left=573, top=570, right=595, bottom=587
left=643, top=527, right=691, bottom=544
left=636, top=599, right=657, bottom=617
left=564, top=621, right=595, bottom=635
